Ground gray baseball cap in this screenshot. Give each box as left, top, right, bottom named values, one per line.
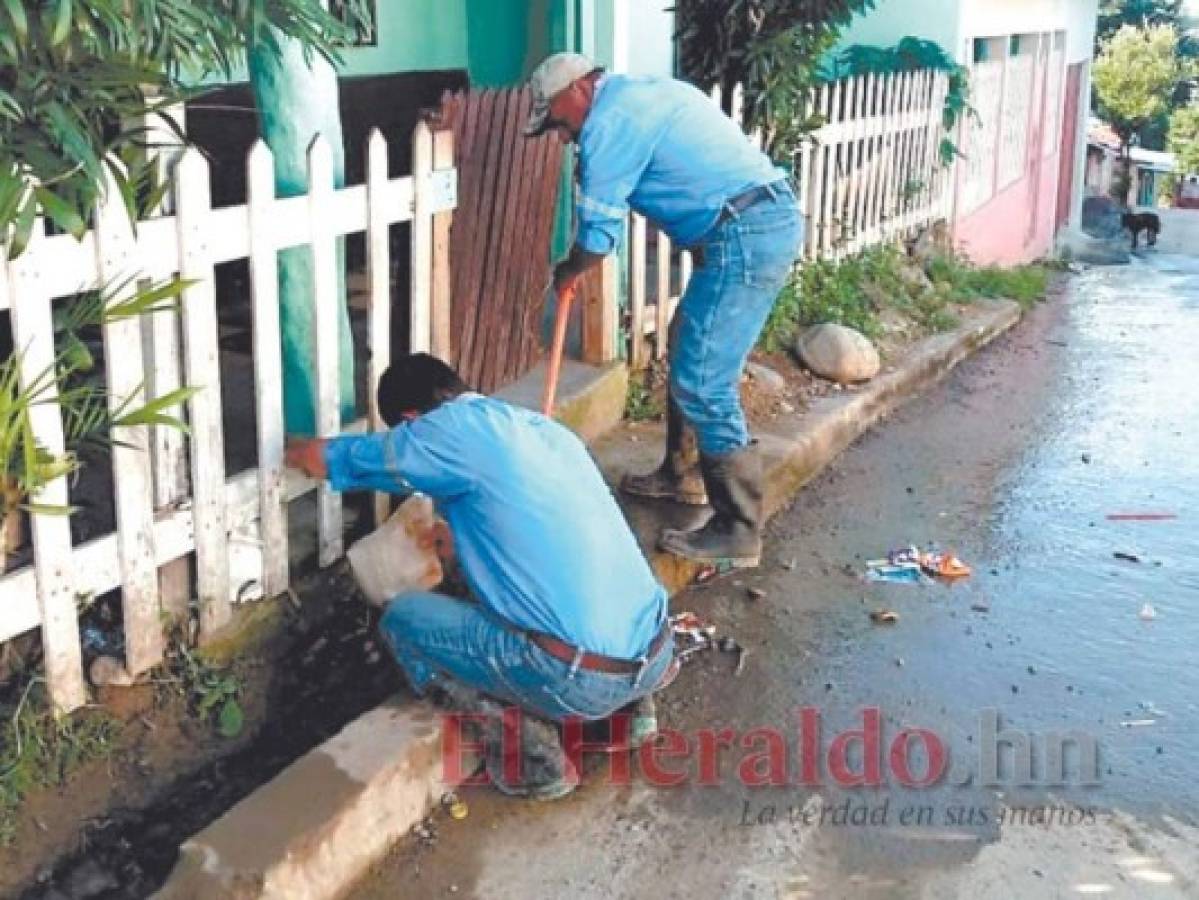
left=524, top=52, right=601, bottom=136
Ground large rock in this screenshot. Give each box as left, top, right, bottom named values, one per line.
left=794, top=324, right=881, bottom=384
left=744, top=361, right=787, bottom=396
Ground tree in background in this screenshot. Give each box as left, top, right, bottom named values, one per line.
left=1096, top=0, right=1197, bottom=148
left=1092, top=24, right=1188, bottom=203
left=674, top=0, right=877, bottom=164
left=1168, top=102, right=1199, bottom=174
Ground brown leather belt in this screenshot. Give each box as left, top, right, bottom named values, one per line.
left=691, top=179, right=791, bottom=269
left=529, top=623, right=672, bottom=674
left=716, top=179, right=790, bottom=226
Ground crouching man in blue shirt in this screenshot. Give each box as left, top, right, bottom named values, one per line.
left=285, top=354, right=675, bottom=800
left=525, top=53, right=804, bottom=568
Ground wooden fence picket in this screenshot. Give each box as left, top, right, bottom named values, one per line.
left=138, top=103, right=191, bottom=627
left=3, top=231, right=88, bottom=711
left=247, top=141, right=289, bottom=599
left=95, top=171, right=163, bottom=675
left=821, top=80, right=841, bottom=258
left=628, top=214, right=648, bottom=369
left=655, top=230, right=671, bottom=359
left=365, top=129, right=393, bottom=527
left=308, top=137, right=343, bottom=568
left=175, top=149, right=232, bottom=639
left=410, top=123, right=434, bottom=356
left=806, top=83, right=830, bottom=259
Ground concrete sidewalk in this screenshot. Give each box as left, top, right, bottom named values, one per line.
left=155, top=298, right=1022, bottom=900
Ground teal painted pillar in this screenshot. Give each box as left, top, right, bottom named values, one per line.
left=249, top=35, right=356, bottom=436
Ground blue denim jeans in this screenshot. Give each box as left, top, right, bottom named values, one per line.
left=672, top=184, right=804, bottom=455
left=378, top=591, right=674, bottom=722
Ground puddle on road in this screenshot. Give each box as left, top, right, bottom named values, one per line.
left=924, top=254, right=1199, bottom=816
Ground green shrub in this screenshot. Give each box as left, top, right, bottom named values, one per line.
left=760, top=245, right=1051, bottom=354
left=760, top=248, right=893, bottom=351
left=624, top=373, right=664, bottom=422
left=927, top=254, right=1049, bottom=309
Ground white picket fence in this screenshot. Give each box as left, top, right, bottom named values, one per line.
left=626, top=69, right=955, bottom=365
left=799, top=69, right=954, bottom=261
left=0, top=125, right=456, bottom=711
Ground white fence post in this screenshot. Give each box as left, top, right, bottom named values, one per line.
left=308, top=136, right=344, bottom=568
left=139, top=102, right=191, bottom=628
left=3, top=231, right=88, bottom=712
left=176, top=149, right=232, bottom=639
left=654, top=229, right=671, bottom=360
left=95, top=170, right=163, bottom=676
left=628, top=214, right=648, bottom=369
left=410, top=123, right=434, bottom=356
left=247, top=141, right=289, bottom=599
left=366, top=129, right=393, bottom=527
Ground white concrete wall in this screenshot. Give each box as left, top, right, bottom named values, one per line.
left=960, top=0, right=1098, bottom=62
left=625, top=1, right=675, bottom=77
left=837, top=0, right=1098, bottom=64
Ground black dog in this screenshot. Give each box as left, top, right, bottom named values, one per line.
left=1122, top=212, right=1161, bottom=250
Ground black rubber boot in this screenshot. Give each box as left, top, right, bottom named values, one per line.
left=620, top=396, right=708, bottom=506
left=484, top=710, right=578, bottom=801
left=430, top=681, right=577, bottom=801
left=657, top=442, right=764, bottom=568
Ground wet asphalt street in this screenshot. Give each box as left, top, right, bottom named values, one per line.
left=351, top=248, right=1198, bottom=899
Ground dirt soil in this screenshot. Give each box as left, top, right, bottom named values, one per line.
left=3, top=557, right=406, bottom=900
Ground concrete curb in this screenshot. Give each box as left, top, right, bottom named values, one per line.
left=154, top=299, right=1021, bottom=899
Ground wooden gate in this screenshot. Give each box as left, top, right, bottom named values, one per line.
left=432, top=88, right=564, bottom=392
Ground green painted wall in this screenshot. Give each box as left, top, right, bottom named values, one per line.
left=338, top=0, right=469, bottom=78
left=199, top=0, right=543, bottom=88
left=832, top=0, right=961, bottom=61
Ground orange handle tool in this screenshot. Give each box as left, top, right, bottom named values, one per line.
left=541, top=282, right=576, bottom=416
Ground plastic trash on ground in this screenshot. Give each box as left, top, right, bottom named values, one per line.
left=863, top=544, right=971, bottom=582
left=347, top=494, right=445, bottom=608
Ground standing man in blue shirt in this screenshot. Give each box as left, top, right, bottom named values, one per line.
left=285, top=353, right=674, bottom=800
left=525, top=53, right=804, bottom=568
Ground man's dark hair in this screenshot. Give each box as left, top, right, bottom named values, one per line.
left=377, top=354, right=471, bottom=426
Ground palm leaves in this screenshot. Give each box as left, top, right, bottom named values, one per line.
left=1, top=275, right=196, bottom=519
left=0, top=0, right=371, bottom=258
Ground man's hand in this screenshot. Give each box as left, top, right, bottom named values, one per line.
left=552, top=260, right=581, bottom=295
left=285, top=437, right=329, bottom=480
left=553, top=244, right=605, bottom=293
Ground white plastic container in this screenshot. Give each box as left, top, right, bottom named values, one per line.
left=347, top=494, right=445, bottom=607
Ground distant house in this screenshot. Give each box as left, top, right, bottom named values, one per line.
left=836, top=0, right=1102, bottom=265
left=1084, top=118, right=1177, bottom=208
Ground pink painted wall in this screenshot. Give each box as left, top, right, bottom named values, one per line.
left=954, top=156, right=1060, bottom=265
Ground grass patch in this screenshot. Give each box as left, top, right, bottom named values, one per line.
left=760, top=244, right=1052, bottom=352
left=624, top=370, right=664, bottom=422
left=0, top=680, right=119, bottom=846
left=926, top=254, right=1049, bottom=309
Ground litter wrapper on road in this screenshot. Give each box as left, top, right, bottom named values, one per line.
left=347, top=495, right=446, bottom=607
left=864, top=545, right=972, bottom=583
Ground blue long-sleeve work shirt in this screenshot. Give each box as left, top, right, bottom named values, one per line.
left=324, top=394, right=668, bottom=660
left=575, top=74, right=785, bottom=255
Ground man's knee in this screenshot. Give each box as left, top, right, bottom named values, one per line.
left=379, top=590, right=440, bottom=645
